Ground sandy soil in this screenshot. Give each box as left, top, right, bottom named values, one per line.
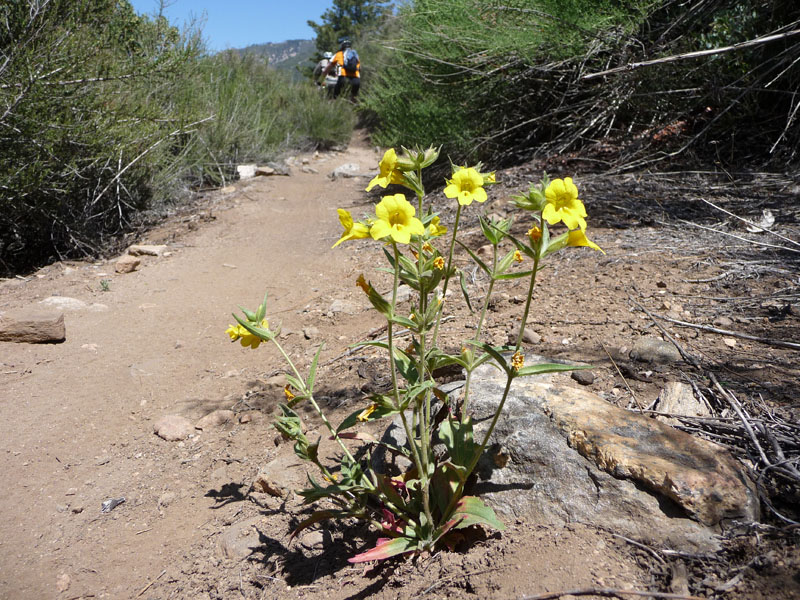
left=1, top=132, right=798, bottom=600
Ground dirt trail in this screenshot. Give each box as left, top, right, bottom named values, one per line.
left=2, top=133, right=797, bottom=600
left=0, top=136, right=388, bottom=599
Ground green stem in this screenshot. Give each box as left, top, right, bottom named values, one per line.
left=514, top=250, right=541, bottom=352
left=270, top=337, right=360, bottom=466
left=431, top=203, right=463, bottom=348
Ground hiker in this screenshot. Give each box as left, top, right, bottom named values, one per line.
left=322, top=40, right=360, bottom=100
left=313, top=51, right=338, bottom=98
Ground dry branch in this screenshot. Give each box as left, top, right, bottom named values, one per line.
left=583, top=28, right=800, bottom=80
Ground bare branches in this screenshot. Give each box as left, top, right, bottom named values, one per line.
left=583, top=28, right=800, bottom=80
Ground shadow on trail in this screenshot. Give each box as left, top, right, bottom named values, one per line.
left=205, top=482, right=247, bottom=508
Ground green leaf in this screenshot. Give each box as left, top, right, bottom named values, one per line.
left=289, top=510, right=341, bottom=542
left=459, top=269, right=473, bottom=312
left=495, top=270, right=535, bottom=280
left=348, top=536, right=417, bottom=563
left=233, top=314, right=274, bottom=341
left=467, top=341, right=510, bottom=375
left=515, top=362, right=593, bottom=377
left=240, top=307, right=257, bottom=322
left=450, top=496, right=505, bottom=531
left=255, top=291, right=269, bottom=322
left=390, top=315, right=417, bottom=330
left=306, top=343, right=325, bottom=392
left=456, top=240, right=490, bottom=275
left=438, top=416, right=478, bottom=468
left=495, top=248, right=517, bottom=275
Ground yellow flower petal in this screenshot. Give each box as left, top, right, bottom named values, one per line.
left=566, top=229, right=605, bottom=254
left=370, top=193, right=425, bottom=245
left=444, top=167, right=486, bottom=206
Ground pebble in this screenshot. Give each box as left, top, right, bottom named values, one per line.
left=153, top=415, right=194, bottom=441
left=571, top=370, right=595, bottom=386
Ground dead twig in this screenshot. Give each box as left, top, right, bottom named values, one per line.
left=136, top=568, right=166, bottom=597
left=697, top=197, right=800, bottom=250
left=651, top=314, right=800, bottom=351
left=599, top=342, right=641, bottom=409
left=521, top=587, right=704, bottom=600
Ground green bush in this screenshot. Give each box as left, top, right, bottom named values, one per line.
left=0, top=0, right=355, bottom=276
left=362, top=0, right=800, bottom=170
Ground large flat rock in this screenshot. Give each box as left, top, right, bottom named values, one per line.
left=469, top=362, right=759, bottom=551
left=0, top=310, right=65, bottom=343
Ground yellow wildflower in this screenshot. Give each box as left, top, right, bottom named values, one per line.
left=332, top=209, right=370, bottom=248
left=485, top=172, right=496, bottom=184
left=226, top=319, right=269, bottom=349
left=543, top=177, right=587, bottom=231
left=283, top=385, right=295, bottom=401
left=411, top=249, right=419, bottom=260
left=357, top=403, right=378, bottom=422
left=422, top=242, right=434, bottom=253
left=527, top=226, right=542, bottom=242
left=566, top=229, right=605, bottom=254
left=513, top=250, right=523, bottom=263
left=428, top=216, right=447, bottom=237
left=444, top=167, right=487, bottom=206
left=366, top=148, right=405, bottom=192
left=511, top=351, right=524, bottom=371
left=433, top=256, right=445, bottom=270
left=370, top=194, right=425, bottom=244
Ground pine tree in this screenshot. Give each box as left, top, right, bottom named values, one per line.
left=307, top=0, right=392, bottom=57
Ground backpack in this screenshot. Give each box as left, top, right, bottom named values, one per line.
left=343, top=48, right=359, bottom=73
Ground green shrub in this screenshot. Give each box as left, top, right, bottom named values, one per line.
left=0, top=1, right=355, bottom=276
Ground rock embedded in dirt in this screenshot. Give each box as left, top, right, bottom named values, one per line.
left=469, top=361, right=758, bottom=551
left=115, top=255, right=141, bottom=274
left=303, top=326, right=320, bottom=340
left=158, top=491, right=177, bottom=507
left=153, top=415, right=194, bottom=441
left=570, top=369, right=595, bottom=386
left=328, top=299, right=360, bottom=315
left=128, top=244, right=167, bottom=257
left=329, top=163, right=362, bottom=179
left=521, top=328, right=542, bottom=345
left=195, top=409, right=234, bottom=430
left=236, top=164, right=257, bottom=179
left=656, top=381, right=710, bottom=425
left=0, top=311, right=65, bottom=343
left=629, top=336, right=682, bottom=364
left=217, top=516, right=264, bottom=560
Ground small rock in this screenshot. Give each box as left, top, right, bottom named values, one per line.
left=0, top=311, right=65, bottom=344
left=56, top=504, right=69, bottom=513
left=195, top=409, right=234, bottom=430
left=713, top=316, right=734, bottom=328
left=153, top=415, right=194, bottom=441
left=115, top=255, right=141, bottom=274
left=330, top=163, right=361, bottom=179
left=218, top=516, right=263, bottom=559
left=521, top=329, right=542, bottom=345
left=239, top=413, right=252, bottom=424
left=476, top=244, right=493, bottom=259
left=299, top=530, right=325, bottom=549
left=723, top=337, right=737, bottom=348
left=630, top=336, right=682, bottom=364
left=158, top=491, right=177, bottom=507
left=328, top=299, right=359, bottom=315
left=656, top=381, right=710, bottom=425
left=38, top=297, right=87, bottom=311
left=220, top=185, right=236, bottom=194
left=251, top=473, right=285, bottom=498
left=303, top=326, right=320, bottom=340
left=57, top=573, right=71, bottom=593
left=301, top=165, right=319, bottom=174
left=236, top=164, right=257, bottom=179
left=255, top=165, right=275, bottom=176
left=71, top=505, right=84, bottom=514
left=128, top=244, right=167, bottom=257
left=571, top=370, right=595, bottom=386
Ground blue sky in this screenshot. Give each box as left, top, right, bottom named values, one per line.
left=129, top=1, right=334, bottom=51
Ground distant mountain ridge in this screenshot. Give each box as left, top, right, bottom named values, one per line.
left=236, top=39, right=316, bottom=77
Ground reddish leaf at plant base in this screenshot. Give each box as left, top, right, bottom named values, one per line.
left=348, top=536, right=417, bottom=563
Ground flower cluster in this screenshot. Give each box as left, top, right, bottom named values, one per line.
left=224, top=143, right=602, bottom=565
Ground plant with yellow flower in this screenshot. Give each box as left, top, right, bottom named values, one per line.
left=225, top=146, right=602, bottom=563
